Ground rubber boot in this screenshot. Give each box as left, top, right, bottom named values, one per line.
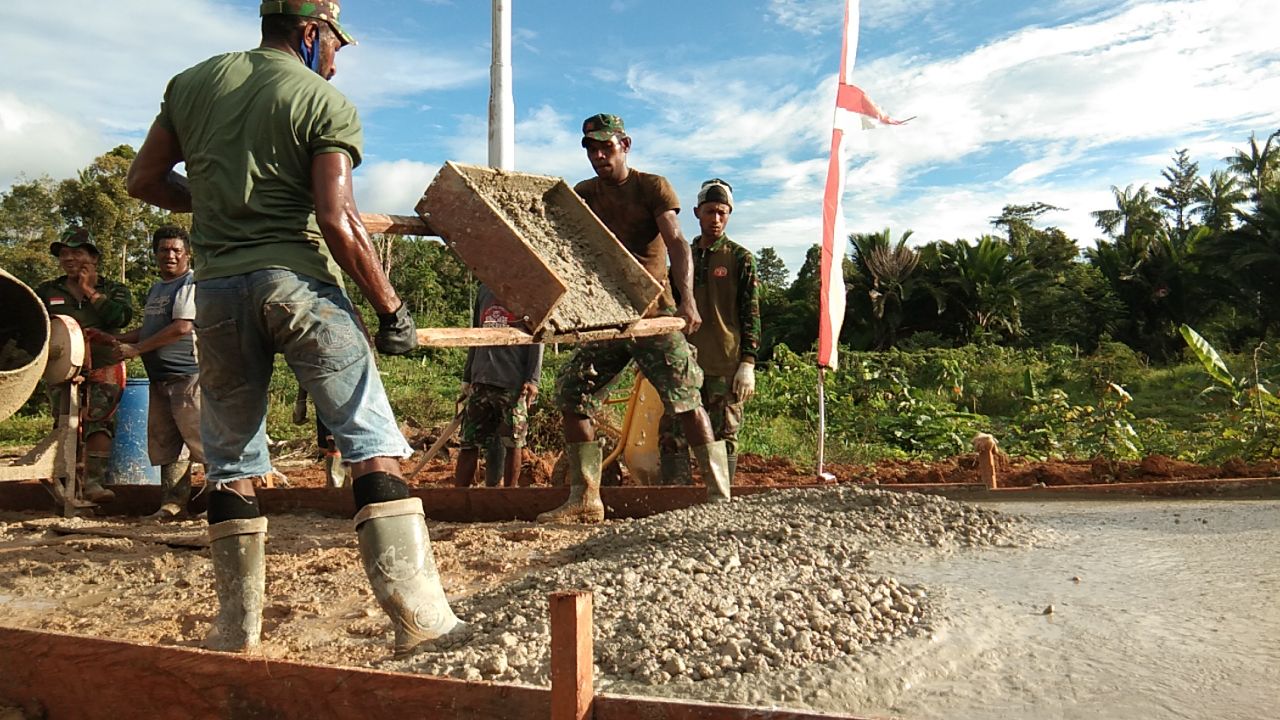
left=147, top=460, right=192, bottom=520
left=536, top=441, right=605, bottom=523
left=692, top=440, right=732, bottom=502
left=483, top=440, right=505, bottom=488
left=727, top=452, right=738, bottom=483
left=204, top=517, right=268, bottom=652
left=355, top=498, right=465, bottom=655
left=82, top=452, right=115, bottom=504
left=659, top=452, right=693, bottom=486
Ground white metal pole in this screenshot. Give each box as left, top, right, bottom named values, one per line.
left=817, top=367, right=827, bottom=477
left=488, top=0, right=515, bottom=170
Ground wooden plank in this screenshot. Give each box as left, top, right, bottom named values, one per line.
left=594, top=695, right=878, bottom=719
left=418, top=317, right=687, bottom=348
left=360, top=213, right=434, bottom=236
left=549, top=591, right=593, bottom=720
left=0, top=626, right=548, bottom=720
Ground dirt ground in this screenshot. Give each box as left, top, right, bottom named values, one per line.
left=0, top=509, right=599, bottom=671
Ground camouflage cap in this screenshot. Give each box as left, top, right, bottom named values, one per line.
left=697, top=178, right=734, bottom=210
left=50, top=227, right=100, bottom=258
left=260, top=0, right=355, bottom=46
left=582, top=113, right=626, bottom=142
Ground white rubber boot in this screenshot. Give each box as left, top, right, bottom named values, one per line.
left=355, top=498, right=465, bottom=655
left=693, top=440, right=732, bottom=502
left=536, top=441, right=605, bottom=524
left=203, top=517, right=268, bottom=652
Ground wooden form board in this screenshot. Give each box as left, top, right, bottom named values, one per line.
left=0, top=621, right=874, bottom=720
left=1, top=479, right=1279, bottom=521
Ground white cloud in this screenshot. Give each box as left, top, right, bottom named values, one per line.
left=356, top=159, right=440, bottom=216
left=0, top=0, right=485, bottom=188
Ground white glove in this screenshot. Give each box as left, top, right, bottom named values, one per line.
left=732, top=361, right=756, bottom=402
left=460, top=381, right=473, bottom=398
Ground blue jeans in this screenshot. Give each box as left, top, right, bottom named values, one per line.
left=195, top=270, right=411, bottom=485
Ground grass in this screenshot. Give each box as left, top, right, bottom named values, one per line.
left=2, top=344, right=1274, bottom=465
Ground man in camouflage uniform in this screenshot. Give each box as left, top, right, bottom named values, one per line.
left=658, top=179, right=760, bottom=484
left=541, top=114, right=733, bottom=524
left=34, top=227, right=134, bottom=504
left=127, top=0, right=463, bottom=655
left=455, top=284, right=543, bottom=488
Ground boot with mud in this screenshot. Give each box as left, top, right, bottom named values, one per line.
left=355, top=497, right=466, bottom=655
left=692, top=440, right=732, bottom=502
left=147, top=459, right=193, bottom=521
left=204, top=516, right=268, bottom=652
left=81, top=451, right=115, bottom=504
left=727, top=451, right=737, bottom=483
left=659, top=451, right=693, bottom=486
left=537, top=441, right=605, bottom=523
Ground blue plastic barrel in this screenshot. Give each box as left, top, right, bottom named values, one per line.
left=109, top=377, right=161, bottom=485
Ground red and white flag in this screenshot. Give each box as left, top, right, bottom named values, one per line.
left=817, top=0, right=907, bottom=370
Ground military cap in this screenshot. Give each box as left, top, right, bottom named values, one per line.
left=50, top=227, right=101, bottom=258
left=582, top=113, right=626, bottom=142
left=260, top=0, right=355, bottom=46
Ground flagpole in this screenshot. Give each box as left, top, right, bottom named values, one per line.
left=817, top=367, right=827, bottom=478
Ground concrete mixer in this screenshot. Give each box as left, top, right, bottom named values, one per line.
left=0, top=268, right=90, bottom=515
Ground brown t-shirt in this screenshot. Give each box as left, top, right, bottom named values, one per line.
left=574, top=169, right=680, bottom=314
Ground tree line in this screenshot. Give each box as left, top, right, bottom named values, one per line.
left=2, top=129, right=1277, bottom=365
left=761, top=130, right=1280, bottom=362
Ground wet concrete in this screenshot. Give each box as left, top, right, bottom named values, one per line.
left=835, top=499, right=1280, bottom=719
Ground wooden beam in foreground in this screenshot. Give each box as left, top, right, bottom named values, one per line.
left=418, top=316, right=687, bottom=348
left=550, top=591, right=593, bottom=720
left=360, top=213, right=434, bottom=236
left=0, top=626, right=874, bottom=720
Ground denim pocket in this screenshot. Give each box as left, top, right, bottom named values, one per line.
left=194, top=318, right=246, bottom=400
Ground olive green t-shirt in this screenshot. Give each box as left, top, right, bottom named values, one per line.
left=155, top=47, right=362, bottom=285
left=574, top=169, right=680, bottom=315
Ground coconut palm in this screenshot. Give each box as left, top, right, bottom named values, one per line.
left=1193, top=170, right=1248, bottom=233
left=1225, top=130, right=1280, bottom=203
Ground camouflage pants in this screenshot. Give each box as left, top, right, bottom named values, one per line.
left=46, top=363, right=125, bottom=440
left=556, top=331, right=703, bottom=417
left=460, top=383, right=529, bottom=449
left=658, top=374, right=744, bottom=456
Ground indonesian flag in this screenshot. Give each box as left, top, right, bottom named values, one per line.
left=817, top=0, right=907, bottom=370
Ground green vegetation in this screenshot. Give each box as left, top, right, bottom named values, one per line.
left=3, top=131, right=1279, bottom=466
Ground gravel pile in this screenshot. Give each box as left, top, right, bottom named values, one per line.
left=382, top=486, right=1044, bottom=687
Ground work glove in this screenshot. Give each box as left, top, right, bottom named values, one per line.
left=375, top=302, right=417, bottom=355
left=732, top=361, right=756, bottom=402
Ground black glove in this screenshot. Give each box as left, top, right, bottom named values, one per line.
left=375, top=302, right=417, bottom=355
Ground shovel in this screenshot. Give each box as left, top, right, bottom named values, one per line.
left=406, top=404, right=466, bottom=483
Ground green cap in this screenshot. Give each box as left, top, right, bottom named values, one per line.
left=582, top=113, right=626, bottom=142
left=50, top=227, right=100, bottom=258
left=260, top=0, right=355, bottom=46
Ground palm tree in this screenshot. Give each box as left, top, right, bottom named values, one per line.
left=851, top=228, right=919, bottom=349
left=1091, top=184, right=1165, bottom=249
left=923, top=236, right=1039, bottom=343
left=1225, top=130, right=1280, bottom=203
left=1192, top=170, right=1248, bottom=233
left=1199, top=188, right=1280, bottom=339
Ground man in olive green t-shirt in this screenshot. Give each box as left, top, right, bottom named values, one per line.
left=543, top=113, right=734, bottom=525
left=126, top=0, right=462, bottom=656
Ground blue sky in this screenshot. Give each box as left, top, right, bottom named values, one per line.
left=1, top=0, right=1278, bottom=276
